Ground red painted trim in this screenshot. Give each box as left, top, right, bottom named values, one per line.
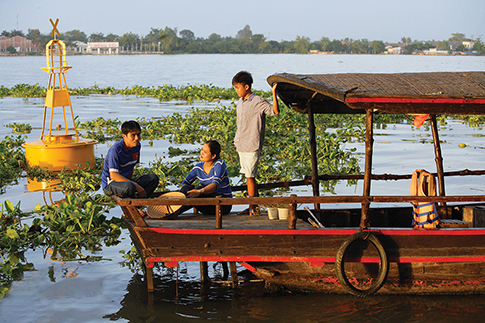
left=392, top=256, right=485, bottom=263
left=148, top=227, right=361, bottom=235
left=373, top=229, right=485, bottom=236
left=239, top=262, right=257, bottom=273
left=148, top=227, right=485, bottom=236
left=309, top=261, right=326, bottom=267
left=346, top=97, right=485, bottom=104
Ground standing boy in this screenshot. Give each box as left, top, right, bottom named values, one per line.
left=102, top=120, right=159, bottom=198
left=232, top=71, right=279, bottom=215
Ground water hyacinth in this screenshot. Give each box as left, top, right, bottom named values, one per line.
left=5, top=123, right=32, bottom=134
left=0, top=194, right=123, bottom=299
left=0, top=84, right=46, bottom=98
left=0, top=136, right=27, bottom=192
left=0, top=83, right=255, bottom=102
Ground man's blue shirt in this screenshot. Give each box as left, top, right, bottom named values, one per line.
left=102, top=139, right=140, bottom=189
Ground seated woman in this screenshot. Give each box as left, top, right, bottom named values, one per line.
left=166, top=140, right=232, bottom=219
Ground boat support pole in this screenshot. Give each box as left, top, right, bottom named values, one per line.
left=360, top=109, right=374, bottom=230
left=200, top=262, right=209, bottom=283
left=430, top=114, right=446, bottom=206
left=230, top=262, right=238, bottom=288
left=307, top=93, right=320, bottom=209
left=146, top=265, right=154, bottom=292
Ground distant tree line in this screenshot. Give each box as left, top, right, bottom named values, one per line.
left=2, top=26, right=484, bottom=55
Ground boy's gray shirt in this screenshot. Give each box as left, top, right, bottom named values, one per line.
left=234, top=93, right=276, bottom=152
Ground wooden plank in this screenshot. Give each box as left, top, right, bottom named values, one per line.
left=131, top=224, right=485, bottom=261
left=361, top=109, right=373, bottom=229
left=215, top=202, right=222, bottom=229
left=430, top=114, right=446, bottom=203
left=230, top=262, right=238, bottom=287
left=289, top=196, right=297, bottom=229
left=463, top=206, right=485, bottom=227
left=307, top=101, right=320, bottom=207
left=115, top=195, right=485, bottom=209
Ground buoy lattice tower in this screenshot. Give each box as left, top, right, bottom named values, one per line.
left=23, top=19, right=97, bottom=172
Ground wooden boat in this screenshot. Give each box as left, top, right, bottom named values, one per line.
left=113, top=71, right=485, bottom=296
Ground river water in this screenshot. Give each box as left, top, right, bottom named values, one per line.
left=1, top=54, right=485, bottom=322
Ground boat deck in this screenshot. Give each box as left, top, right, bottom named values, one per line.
left=141, top=211, right=470, bottom=231
left=144, top=212, right=314, bottom=230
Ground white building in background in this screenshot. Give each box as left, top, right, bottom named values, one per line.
left=87, top=42, right=119, bottom=54
left=423, top=48, right=450, bottom=55
left=462, top=41, right=475, bottom=50
left=386, top=46, right=402, bottom=54
left=71, top=41, right=87, bottom=53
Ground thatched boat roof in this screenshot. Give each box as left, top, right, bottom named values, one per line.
left=267, top=72, right=485, bottom=115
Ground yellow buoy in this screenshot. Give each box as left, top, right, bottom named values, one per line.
left=23, top=19, right=97, bottom=172
left=24, top=135, right=96, bottom=172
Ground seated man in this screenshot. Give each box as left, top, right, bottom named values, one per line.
left=102, top=120, right=159, bottom=198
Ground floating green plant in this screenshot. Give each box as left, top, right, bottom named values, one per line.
left=0, top=136, right=27, bottom=192
left=0, top=193, right=125, bottom=298
left=33, top=193, right=123, bottom=258
left=0, top=83, right=46, bottom=98
left=0, top=83, right=270, bottom=102
left=0, top=200, right=35, bottom=300
left=6, top=123, right=32, bottom=134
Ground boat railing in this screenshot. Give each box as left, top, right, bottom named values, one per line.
left=112, top=193, right=485, bottom=230
left=113, top=168, right=485, bottom=229
left=229, top=169, right=485, bottom=192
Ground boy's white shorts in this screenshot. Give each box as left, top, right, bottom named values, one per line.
left=238, top=150, right=261, bottom=178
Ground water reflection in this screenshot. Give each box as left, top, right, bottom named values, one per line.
left=105, top=266, right=485, bottom=322
left=107, top=269, right=266, bottom=322
left=25, top=177, right=64, bottom=208
left=26, top=178, right=62, bottom=193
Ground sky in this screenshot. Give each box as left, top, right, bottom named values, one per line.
left=1, top=0, right=484, bottom=43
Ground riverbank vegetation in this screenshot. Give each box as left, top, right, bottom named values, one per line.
left=3, top=26, right=484, bottom=55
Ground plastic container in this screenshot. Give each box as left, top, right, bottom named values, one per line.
left=267, top=207, right=278, bottom=220
left=278, top=208, right=289, bottom=220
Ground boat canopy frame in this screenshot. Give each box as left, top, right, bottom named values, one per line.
left=267, top=71, right=485, bottom=230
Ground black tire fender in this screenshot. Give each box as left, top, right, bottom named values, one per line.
left=335, top=231, right=389, bottom=297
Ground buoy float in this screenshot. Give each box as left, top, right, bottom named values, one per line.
left=23, top=19, right=96, bottom=172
